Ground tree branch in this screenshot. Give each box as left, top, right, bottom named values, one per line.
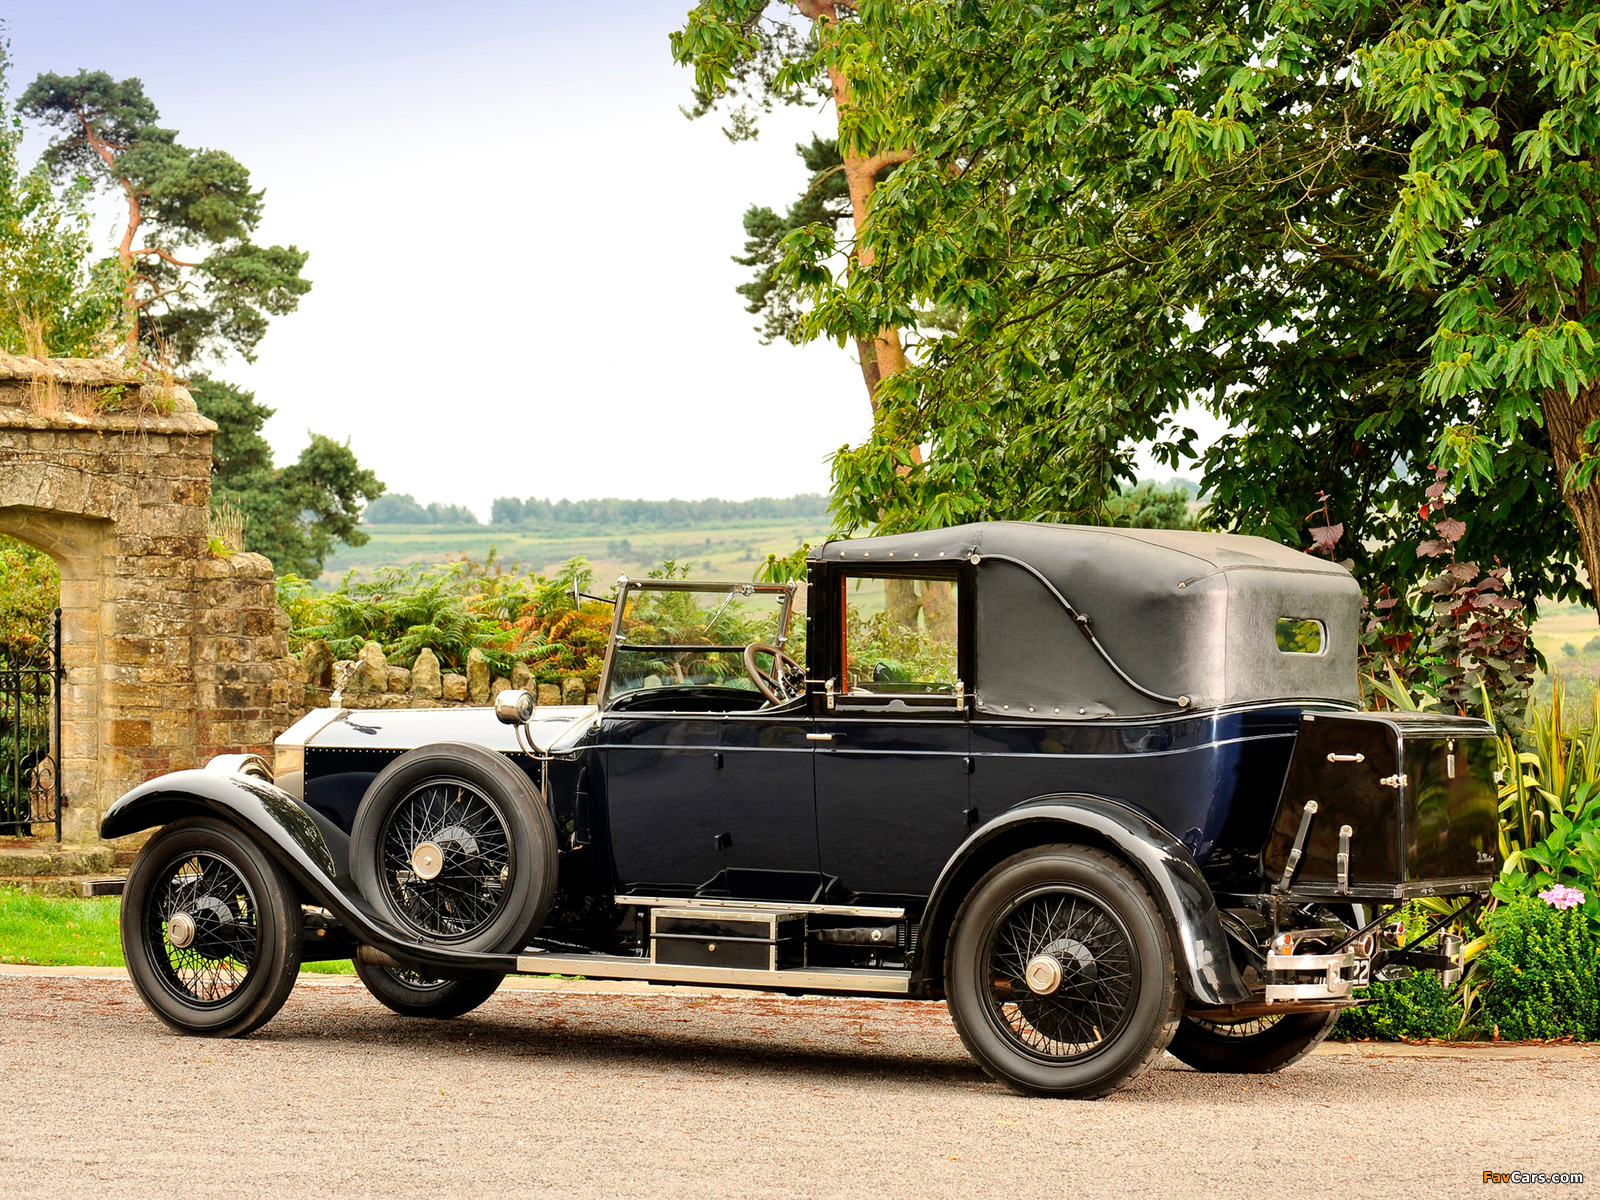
left=862, top=148, right=913, bottom=181
left=1312, top=244, right=1440, bottom=301
left=133, top=247, right=200, bottom=269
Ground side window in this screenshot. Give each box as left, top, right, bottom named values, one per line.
left=839, top=574, right=960, bottom=698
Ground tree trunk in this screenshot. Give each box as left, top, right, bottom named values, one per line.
left=1542, top=383, right=1600, bottom=614
left=801, top=2, right=911, bottom=411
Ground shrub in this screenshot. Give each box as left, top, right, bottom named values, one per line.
left=1332, top=971, right=1464, bottom=1041
left=1476, top=897, right=1599, bottom=1041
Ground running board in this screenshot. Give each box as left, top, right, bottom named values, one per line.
left=616, top=895, right=906, bottom=919
left=515, top=951, right=911, bottom=995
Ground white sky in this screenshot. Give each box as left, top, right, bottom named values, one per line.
left=7, top=1, right=1208, bottom=518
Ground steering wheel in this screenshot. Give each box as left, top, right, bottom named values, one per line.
left=744, top=643, right=803, bottom=705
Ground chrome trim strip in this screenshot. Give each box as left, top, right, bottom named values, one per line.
left=616, top=895, right=906, bottom=919
left=515, top=952, right=911, bottom=994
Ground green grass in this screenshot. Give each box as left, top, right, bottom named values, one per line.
left=319, top=519, right=833, bottom=586
left=0, top=890, right=354, bottom=973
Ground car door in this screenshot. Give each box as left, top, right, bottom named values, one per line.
left=812, top=571, right=971, bottom=901
left=603, top=713, right=724, bottom=893
left=713, top=700, right=821, bottom=901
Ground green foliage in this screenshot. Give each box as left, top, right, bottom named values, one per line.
left=365, top=494, right=480, bottom=525
left=0, top=534, right=58, bottom=662
left=1104, top=482, right=1194, bottom=531
left=1332, top=970, right=1464, bottom=1042
left=19, top=69, right=311, bottom=365
left=1477, top=898, right=1600, bottom=1041
left=755, top=541, right=811, bottom=583
left=676, top=1, right=1588, bottom=610
left=279, top=554, right=609, bottom=683
left=190, top=376, right=383, bottom=579
left=1360, top=479, right=1536, bottom=731
left=1487, top=687, right=1600, bottom=941
left=0, top=46, right=122, bottom=356
left=735, top=136, right=853, bottom=345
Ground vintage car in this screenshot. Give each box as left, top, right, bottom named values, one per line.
left=104, top=522, right=1498, bottom=1098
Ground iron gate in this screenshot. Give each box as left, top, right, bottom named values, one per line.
left=0, top=607, right=63, bottom=840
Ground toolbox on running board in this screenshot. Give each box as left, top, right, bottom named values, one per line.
left=649, top=909, right=806, bottom=970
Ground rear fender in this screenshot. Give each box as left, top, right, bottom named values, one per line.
left=101, top=770, right=516, bottom=977
left=916, top=794, right=1251, bottom=1006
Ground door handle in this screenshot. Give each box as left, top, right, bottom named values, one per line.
left=805, top=732, right=836, bottom=742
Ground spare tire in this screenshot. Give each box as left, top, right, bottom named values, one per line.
left=350, top=743, right=557, bottom=954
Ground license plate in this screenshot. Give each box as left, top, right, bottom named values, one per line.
left=1350, top=956, right=1372, bottom=986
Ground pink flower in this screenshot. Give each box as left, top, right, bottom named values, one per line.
left=1538, top=884, right=1586, bottom=910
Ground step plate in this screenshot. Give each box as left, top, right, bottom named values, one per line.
left=515, top=952, right=911, bottom=995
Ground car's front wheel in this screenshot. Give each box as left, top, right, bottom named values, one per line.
left=945, top=845, right=1182, bottom=1099
left=121, top=817, right=303, bottom=1037
left=352, top=959, right=505, bottom=1020
left=1166, top=1009, right=1339, bottom=1073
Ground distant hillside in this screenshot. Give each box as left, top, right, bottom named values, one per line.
left=486, top=493, right=829, bottom=529
left=363, top=492, right=830, bottom=530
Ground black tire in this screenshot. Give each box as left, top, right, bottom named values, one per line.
left=352, top=958, right=506, bottom=1019
left=121, top=817, right=303, bottom=1038
left=350, top=743, right=557, bottom=954
left=1167, top=1009, right=1339, bottom=1073
left=945, top=845, right=1182, bottom=1099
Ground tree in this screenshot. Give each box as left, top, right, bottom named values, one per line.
left=0, top=48, right=121, bottom=357
left=734, top=135, right=852, bottom=345
left=749, top=0, right=1586, bottom=611
left=1105, top=483, right=1194, bottom=532
left=19, top=70, right=310, bottom=365
left=674, top=2, right=913, bottom=408
left=189, top=376, right=383, bottom=579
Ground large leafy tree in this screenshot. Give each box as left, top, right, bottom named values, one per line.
left=19, top=70, right=310, bottom=365
left=189, top=376, right=383, bottom=579
left=699, top=0, right=1592, bottom=611
left=674, top=2, right=914, bottom=408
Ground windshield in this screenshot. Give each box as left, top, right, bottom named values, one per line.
left=603, top=582, right=797, bottom=705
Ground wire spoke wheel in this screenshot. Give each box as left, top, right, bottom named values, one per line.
left=378, top=778, right=513, bottom=942
left=982, top=886, right=1139, bottom=1064
left=147, top=850, right=260, bottom=1007
left=1189, top=1015, right=1285, bottom=1038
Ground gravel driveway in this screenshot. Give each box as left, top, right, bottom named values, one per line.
left=0, top=973, right=1593, bottom=1199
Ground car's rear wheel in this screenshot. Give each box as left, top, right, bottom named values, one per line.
left=945, top=845, right=1182, bottom=1099
left=350, top=743, right=557, bottom=955
left=121, top=817, right=303, bottom=1037
left=1167, top=1009, right=1339, bottom=1073
left=352, top=958, right=506, bottom=1019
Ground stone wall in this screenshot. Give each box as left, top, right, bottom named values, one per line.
left=278, top=639, right=596, bottom=715
left=0, top=354, right=590, bottom=843
left=0, top=354, right=301, bottom=840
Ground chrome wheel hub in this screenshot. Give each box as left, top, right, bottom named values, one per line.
left=410, top=841, right=444, bottom=881
left=1024, top=954, right=1062, bottom=994
left=167, top=911, right=197, bottom=949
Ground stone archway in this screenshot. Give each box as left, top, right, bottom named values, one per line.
left=0, top=354, right=291, bottom=842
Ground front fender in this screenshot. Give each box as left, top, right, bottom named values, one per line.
left=916, top=794, right=1251, bottom=1006
left=101, top=770, right=517, bottom=977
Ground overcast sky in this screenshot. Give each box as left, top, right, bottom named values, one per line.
left=7, top=1, right=1203, bottom=518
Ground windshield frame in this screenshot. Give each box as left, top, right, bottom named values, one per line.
left=596, top=577, right=800, bottom=712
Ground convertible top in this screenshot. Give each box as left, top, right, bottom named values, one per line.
left=813, top=522, right=1360, bottom=719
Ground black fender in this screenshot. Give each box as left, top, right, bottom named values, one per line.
left=914, top=794, right=1251, bottom=1006
left=102, top=770, right=517, bottom=977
